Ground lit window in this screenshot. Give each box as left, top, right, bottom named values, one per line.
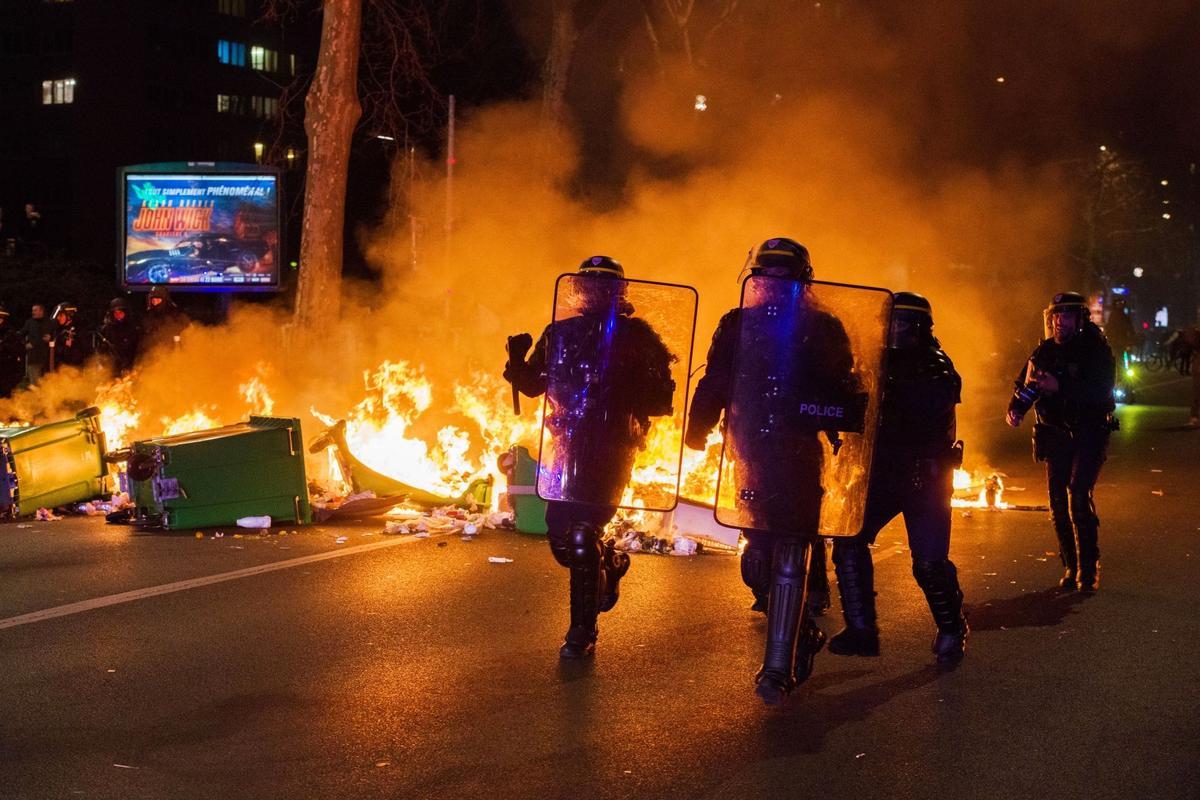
left=251, top=46, right=278, bottom=72
left=217, top=0, right=246, bottom=16
left=217, top=94, right=232, bottom=112
left=218, top=39, right=246, bottom=66
left=289, top=54, right=297, bottom=76
left=41, top=78, right=75, bottom=104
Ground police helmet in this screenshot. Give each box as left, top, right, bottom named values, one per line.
left=577, top=255, right=624, bottom=278
left=746, top=237, right=813, bottom=281
left=1044, top=291, right=1089, bottom=339
left=109, top=297, right=131, bottom=312
left=52, top=301, right=78, bottom=319
left=0, top=305, right=9, bottom=319
left=890, top=292, right=934, bottom=347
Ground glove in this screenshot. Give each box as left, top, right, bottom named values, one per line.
left=503, top=333, right=533, bottom=385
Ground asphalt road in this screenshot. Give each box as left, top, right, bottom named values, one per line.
left=1, top=384, right=1197, bottom=800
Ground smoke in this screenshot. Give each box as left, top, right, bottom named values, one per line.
left=1, top=2, right=1188, bottom=481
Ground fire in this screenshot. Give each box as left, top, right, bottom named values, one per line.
left=95, top=375, right=142, bottom=449
left=951, top=468, right=1009, bottom=510
left=239, top=363, right=276, bottom=415
left=313, top=360, right=499, bottom=498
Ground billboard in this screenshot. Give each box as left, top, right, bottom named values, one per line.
left=118, top=163, right=282, bottom=292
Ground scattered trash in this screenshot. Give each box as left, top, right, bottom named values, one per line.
left=1151, top=490, right=1164, bottom=497
left=106, top=669, right=116, bottom=673
left=16, top=524, right=32, bottom=529
left=213, top=531, right=225, bottom=539
left=855, top=753, right=866, bottom=759
left=237, top=515, right=272, bottom=529
left=112, top=764, right=138, bottom=770
left=194, top=532, right=204, bottom=539
left=463, top=523, right=479, bottom=536
left=375, top=761, right=390, bottom=768
left=488, top=556, right=514, bottom=564
left=436, top=541, right=447, bottom=547
left=414, top=531, right=431, bottom=539
left=35, top=508, right=62, bottom=521
left=670, top=536, right=699, bottom=556
left=383, top=521, right=407, bottom=535
left=335, top=536, right=348, bottom=544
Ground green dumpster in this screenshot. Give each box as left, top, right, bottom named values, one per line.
left=128, top=415, right=312, bottom=530
left=499, top=445, right=547, bottom=535
left=0, top=407, right=109, bottom=517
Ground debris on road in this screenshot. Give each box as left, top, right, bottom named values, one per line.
left=488, top=556, right=514, bottom=564
left=237, top=516, right=272, bottom=529
left=35, top=508, right=62, bottom=521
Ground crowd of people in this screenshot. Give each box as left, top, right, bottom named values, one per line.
left=0, top=286, right=187, bottom=397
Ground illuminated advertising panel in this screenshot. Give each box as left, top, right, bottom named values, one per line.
left=118, top=164, right=282, bottom=292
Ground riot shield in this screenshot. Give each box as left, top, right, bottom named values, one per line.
left=535, top=273, right=697, bottom=511
left=714, top=276, right=891, bottom=536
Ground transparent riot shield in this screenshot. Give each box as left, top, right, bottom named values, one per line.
left=535, top=273, right=698, bottom=511
left=714, top=276, right=891, bottom=536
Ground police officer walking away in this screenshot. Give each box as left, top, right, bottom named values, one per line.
left=1008, top=292, right=1116, bottom=591
left=828, top=293, right=968, bottom=664
left=0, top=305, right=27, bottom=396
left=97, top=297, right=142, bottom=375
left=504, top=257, right=683, bottom=659
left=687, top=238, right=880, bottom=705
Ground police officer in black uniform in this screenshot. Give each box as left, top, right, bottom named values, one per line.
left=0, top=305, right=27, bottom=396
left=686, top=238, right=857, bottom=704
left=1007, top=292, right=1116, bottom=591
left=142, top=285, right=187, bottom=351
left=828, top=292, right=968, bottom=664
left=50, top=301, right=91, bottom=369
left=504, top=257, right=677, bottom=659
left=97, top=297, right=142, bottom=375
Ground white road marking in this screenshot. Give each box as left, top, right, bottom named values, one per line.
left=0, top=537, right=419, bottom=632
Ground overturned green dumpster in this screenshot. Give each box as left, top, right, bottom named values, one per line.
left=0, top=407, right=109, bottom=517
left=127, top=416, right=312, bottom=531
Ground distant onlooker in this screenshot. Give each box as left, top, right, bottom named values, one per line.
left=19, top=303, right=54, bottom=385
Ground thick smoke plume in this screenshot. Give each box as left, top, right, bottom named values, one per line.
left=3, top=2, right=1191, bottom=480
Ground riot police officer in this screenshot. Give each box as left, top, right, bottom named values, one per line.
left=829, top=293, right=968, bottom=664
left=50, top=301, right=91, bottom=369
left=1008, top=292, right=1116, bottom=591
left=504, top=257, right=677, bottom=659
left=97, top=297, right=142, bottom=375
left=686, top=238, right=865, bottom=704
left=142, top=285, right=187, bottom=351
left=0, top=305, right=26, bottom=396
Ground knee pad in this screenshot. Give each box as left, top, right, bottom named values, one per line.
left=740, top=543, right=771, bottom=592
left=567, top=522, right=601, bottom=569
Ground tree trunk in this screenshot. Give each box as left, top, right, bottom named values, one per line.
left=542, top=1, right=577, bottom=124
left=294, top=0, right=363, bottom=329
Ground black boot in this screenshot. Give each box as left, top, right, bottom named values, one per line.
left=599, top=539, right=631, bottom=612
left=793, top=616, right=827, bottom=685
left=755, top=537, right=811, bottom=706
left=741, top=538, right=772, bottom=614
left=829, top=538, right=880, bottom=656
left=1055, top=523, right=1078, bottom=590
left=914, top=558, right=968, bottom=665
left=806, top=540, right=831, bottom=617
left=1077, top=525, right=1100, bottom=592
left=560, top=523, right=604, bottom=659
